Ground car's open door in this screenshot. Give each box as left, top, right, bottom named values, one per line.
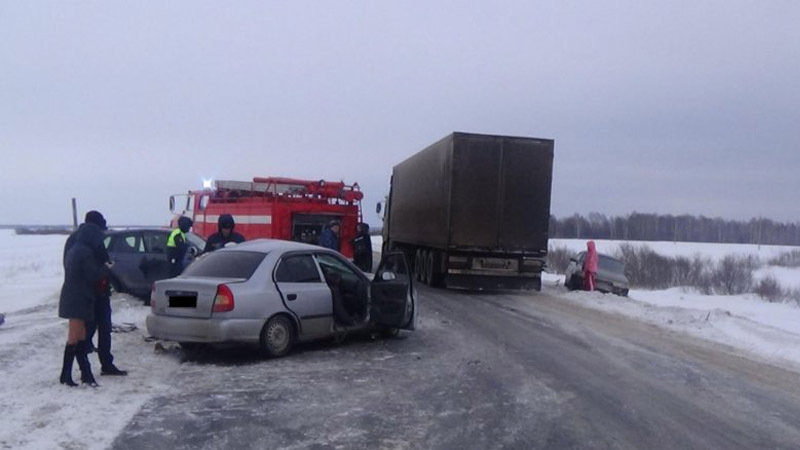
left=370, top=252, right=416, bottom=330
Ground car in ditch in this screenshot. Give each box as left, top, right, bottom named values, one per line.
left=104, top=228, right=206, bottom=300
left=564, top=251, right=630, bottom=296
left=146, top=239, right=417, bottom=357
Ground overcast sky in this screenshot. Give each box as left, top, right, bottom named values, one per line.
left=2, top=1, right=798, bottom=227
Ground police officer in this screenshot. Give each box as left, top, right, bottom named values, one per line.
left=203, top=214, right=245, bottom=253
left=167, top=216, right=194, bottom=277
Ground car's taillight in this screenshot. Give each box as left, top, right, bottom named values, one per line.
left=212, top=284, right=235, bottom=313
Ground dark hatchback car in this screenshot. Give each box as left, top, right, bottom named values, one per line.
left=104, top=228, right=205, bottom=300
left=564, top=252, right=630, bottom=296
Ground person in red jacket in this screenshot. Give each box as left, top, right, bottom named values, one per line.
left=583, top=240, right=599, bottom=291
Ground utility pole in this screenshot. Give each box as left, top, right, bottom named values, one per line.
left=674, top=219, right=678, bottom=244
left=758, top=217, right=762, bottom=251
left=71, top=198, right=78, bottom=231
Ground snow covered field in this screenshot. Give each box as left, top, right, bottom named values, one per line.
left=3, top=231, right=800, bottom=448
left=0, top=230, right=181, bottom=450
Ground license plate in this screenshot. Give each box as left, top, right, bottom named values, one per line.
left=169, top=295, right=197, bottom=308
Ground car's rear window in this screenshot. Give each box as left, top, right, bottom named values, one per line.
left=182, top=251, right=266, bottom=279
left=599, top=255, right=625, bottom=273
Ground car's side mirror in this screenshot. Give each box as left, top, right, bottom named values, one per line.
left=569, top=257, right=577, bottom=263
left=188, top=247, right=199, bottom=257
left=381, top=271, right=396, bottom=281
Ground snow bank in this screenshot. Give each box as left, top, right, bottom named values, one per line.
left=543, top=272, right=800, bottom=370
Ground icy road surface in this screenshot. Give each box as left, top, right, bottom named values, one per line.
left=112, top=285, right=800, bottom=450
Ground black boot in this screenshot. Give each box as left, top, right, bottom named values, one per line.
left=75, top=341, right=99, bottom=388
left=59, top=344, right=78, bottom=387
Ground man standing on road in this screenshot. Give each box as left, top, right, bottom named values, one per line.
left=318, top=220, right=341, bottom=252
left=352, top=223, right=373, bottom=272
left=167, top=216, right=194, bottom=277
left=203, top=214, right=245, bottom=253
left=63, top=211, right=127, bottom=377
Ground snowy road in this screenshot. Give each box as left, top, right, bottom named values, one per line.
left=111, top=286, right=800, bottom=450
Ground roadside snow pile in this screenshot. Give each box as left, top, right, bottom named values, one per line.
left=0, top=230, right=181, bottom=450
left=543, top=271, right=800, bottom=370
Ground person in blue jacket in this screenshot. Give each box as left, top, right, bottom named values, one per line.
left=318, top=220, right=341, bottom=252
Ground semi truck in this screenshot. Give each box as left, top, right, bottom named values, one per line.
left=381, top=132, right=554, bottom=290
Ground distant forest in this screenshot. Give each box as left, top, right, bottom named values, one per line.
left=550, top=213, right=800, bottom=247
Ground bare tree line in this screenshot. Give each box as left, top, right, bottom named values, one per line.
left=550, top=212, right=800, bottom=246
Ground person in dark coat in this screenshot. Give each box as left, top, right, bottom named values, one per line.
left=351, top=223, right=373, bottom=272
left=203, top=214, right=245, bottom=253
left=167, top=216, right=193, bottom=277
left=64, top=211, right=128, bottom=377
left=59, top=219, right=110, bottom=387
left=318, top=220, right=341, bottom=252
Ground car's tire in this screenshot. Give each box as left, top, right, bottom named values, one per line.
left=109, top=277, right=124, bottom=295
left=380, top=326, right=400, bottom=338
left=260, top=315, right=294, bottom=358
left=180, top=342, right=203, bottom=351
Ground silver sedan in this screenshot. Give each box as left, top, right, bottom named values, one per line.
left=146, top=239, right=417, bottom=357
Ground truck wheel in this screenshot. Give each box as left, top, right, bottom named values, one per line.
left=260, top=316, right=294, bottom=358
left=420, top=249, right=430, bottom=285
left=427, top=250, right=443, bottom=287
left=414, top=249, right=426, bottom=283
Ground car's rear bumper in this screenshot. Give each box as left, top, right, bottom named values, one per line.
left=146, top=314, right=263, bottom=344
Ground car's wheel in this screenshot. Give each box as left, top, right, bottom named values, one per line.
left=380, top=326, right=400, bottom=338
left=180, top=342, right=203, bottom=351
left=109, top=277, right=124, bottom=295
left=260, top=315, right=294, bottom=358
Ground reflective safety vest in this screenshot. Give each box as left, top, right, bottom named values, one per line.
left=167, top=228, right=185, bottom=248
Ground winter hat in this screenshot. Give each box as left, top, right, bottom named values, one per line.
left=218, top=214, right=235, bottom=230
left=85, top=210, right=107, bottom=230
left=178, top=216, right=194, bottom=233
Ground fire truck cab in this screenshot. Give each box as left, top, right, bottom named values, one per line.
left=170, top=177, right=364, bottom=258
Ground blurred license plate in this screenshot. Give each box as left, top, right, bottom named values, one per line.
left=473, top=258, right=517, bottom=270
left=169, top=295, right=197, bottom=308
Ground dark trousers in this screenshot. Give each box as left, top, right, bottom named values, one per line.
left=354, top=254, right=373, bottom=273
left=85, top=295, right=114, bottom=369
left=169, top=259, right=184, bottom=278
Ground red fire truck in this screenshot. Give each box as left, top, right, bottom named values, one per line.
left=169, top=177, right=364, bottom=258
